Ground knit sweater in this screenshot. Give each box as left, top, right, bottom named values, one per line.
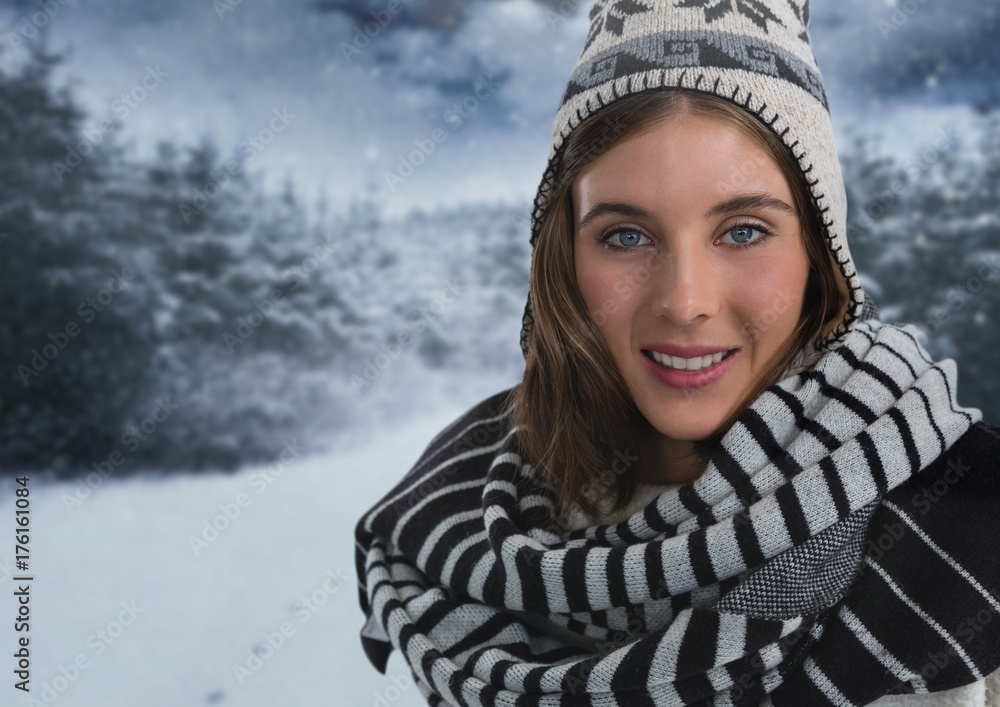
left=357, top=366, right=1000, bottom=704
left=561, top=423, right=1000, bottom=706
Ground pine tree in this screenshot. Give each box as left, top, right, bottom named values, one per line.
left=0, top=39, right=157, bottom=472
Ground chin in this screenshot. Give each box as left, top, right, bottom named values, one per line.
left=641, top=410, right=725, bottom=444
left=634, top=387, right=736, bottom=437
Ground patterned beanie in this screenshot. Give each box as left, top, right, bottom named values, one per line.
left=518, top=0, right=867, bottom=360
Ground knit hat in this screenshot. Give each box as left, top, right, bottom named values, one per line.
left=518, top=0, right=866, bottom=360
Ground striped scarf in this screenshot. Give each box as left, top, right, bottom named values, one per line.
left=355, top=319, right=995, bottom=705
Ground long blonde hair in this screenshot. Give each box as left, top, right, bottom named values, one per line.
left=509, top=88, right=849, bottom=524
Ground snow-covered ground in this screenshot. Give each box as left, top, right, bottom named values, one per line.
left=1, top=370, right=520, bottom=707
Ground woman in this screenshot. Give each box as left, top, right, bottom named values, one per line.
left=355, top=1, right=1000, bottom=704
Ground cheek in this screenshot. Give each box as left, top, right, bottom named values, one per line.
left=574, top=251, right=606, bottom=312
left=575, top=258, right=646, bottom=330
left=731, top=253, right=809, bottom=342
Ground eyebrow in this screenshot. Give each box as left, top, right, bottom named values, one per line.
left=705, top=194, right=797, bottom=218
left=578, top=202, right=653, bottom=229
left=578, top=193, right=796, bottom=229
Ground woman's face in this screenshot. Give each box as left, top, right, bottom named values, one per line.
left=573, top=111, right=810, bottom=447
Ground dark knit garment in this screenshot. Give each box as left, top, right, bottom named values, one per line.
left=354, top=317, right=1000, bottom=705
left=769, top=420, right=1000, bottom=704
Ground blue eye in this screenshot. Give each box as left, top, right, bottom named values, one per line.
left=721, top=223, right=773, bottom=248
left=731, top=226, right=755, bottom=243
left=602, top=228, right=649, bottom=250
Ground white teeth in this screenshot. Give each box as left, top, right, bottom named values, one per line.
left=649, top=350, right=729, bottom=371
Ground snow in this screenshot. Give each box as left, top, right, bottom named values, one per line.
left=1, top=389, right=514, bottom=707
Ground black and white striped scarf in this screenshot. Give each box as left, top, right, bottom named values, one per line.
left=355, top=318, right=1000, bottom=705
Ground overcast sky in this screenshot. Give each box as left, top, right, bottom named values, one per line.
left=3, top=0, right=996, bottom=217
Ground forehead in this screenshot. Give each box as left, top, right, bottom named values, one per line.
left=572, top=112, right=792, bottom=212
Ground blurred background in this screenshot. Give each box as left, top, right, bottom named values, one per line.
left=0, top=0, right=996, bottom=705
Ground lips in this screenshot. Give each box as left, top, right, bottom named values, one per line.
left=641, top=348, right=737, bottom=372
left=640, top=347, right=739, bottom=389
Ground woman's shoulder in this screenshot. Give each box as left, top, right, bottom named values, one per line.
left=355, top=386, right=517, bottom=544
left=365, top=387, right=516, bottom=514
left=879, top=420, right=1000, bottom=522
left=899, top=420, right=1000, bottom=501
left=408, top=386, right=517, bottom=472
left=840, top=422, right=1000, bottom=704
left=939, top=420, right=1000, bottom=457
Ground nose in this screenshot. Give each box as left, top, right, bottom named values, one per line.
left=650, top=245, right=720, bottom=325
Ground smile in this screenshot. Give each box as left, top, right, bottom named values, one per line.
left=642, top=349, right=736, bottom=372
left=640, top=348, right=739, bottom=389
